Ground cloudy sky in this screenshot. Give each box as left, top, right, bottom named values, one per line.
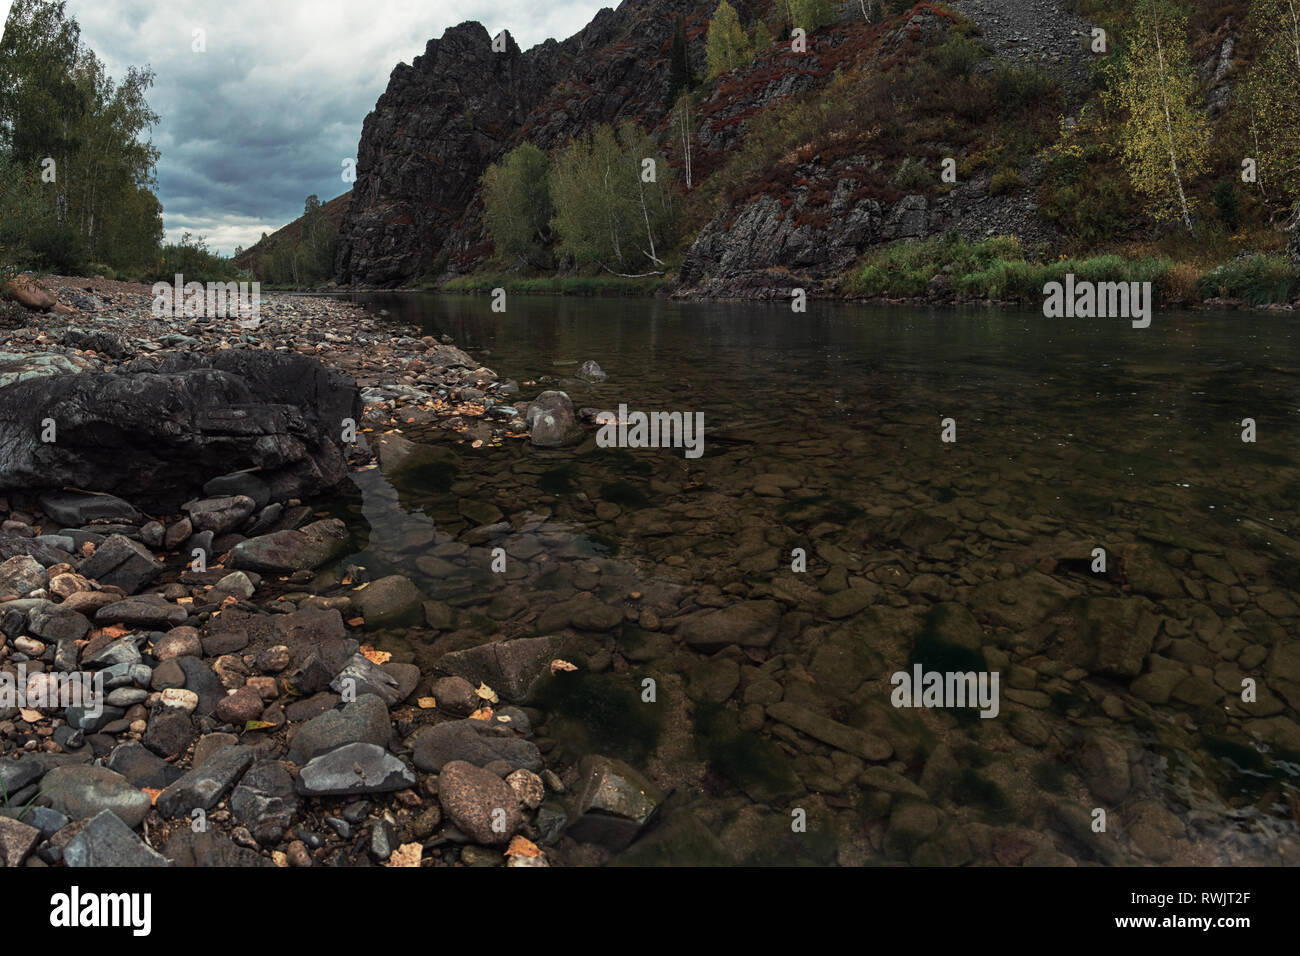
left=28, top=0, right=612, bottom=255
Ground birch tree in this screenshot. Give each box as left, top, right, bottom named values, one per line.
left=1241, top=0, right=1300, bottom=206
left=1105, top=0, right=1209, bottom=234
left=705, top=2, right=752, bottom=79
left=549, top=123, right=680, bottom=275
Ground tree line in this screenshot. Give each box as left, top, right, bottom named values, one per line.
left=0, top=0, right=242, bottom=284
left=482, top=123, right=685, bottom=276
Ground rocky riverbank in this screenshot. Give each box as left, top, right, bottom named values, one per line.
left=0, top=276, right=651, bottom=868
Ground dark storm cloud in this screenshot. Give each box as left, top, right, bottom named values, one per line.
left=60, top=0, right=610, bottom=255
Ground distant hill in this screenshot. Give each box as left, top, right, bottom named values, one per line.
left=235, top=191, right=352, bottom=280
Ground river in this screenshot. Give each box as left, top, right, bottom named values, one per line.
left=332, top=293, right=1300, bottom=865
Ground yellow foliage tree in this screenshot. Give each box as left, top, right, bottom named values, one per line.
left=1241, top=0, right=1300, bottom=206
left=705, top=1, right=752, bottom=79
left=1105, top=0, right=1210, bottom=234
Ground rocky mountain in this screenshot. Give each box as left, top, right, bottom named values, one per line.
left=328, top=0, right=1257, bottom=297
left=336, top=0, right=732, bottom=285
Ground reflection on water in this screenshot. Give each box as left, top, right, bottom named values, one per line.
left=334, top=292, right=1300, bottom=866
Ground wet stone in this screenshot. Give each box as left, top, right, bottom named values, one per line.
left=287, top=694, right=392, bottom=764
left=63, top=809, right=169, bottom=867
left=412, top=719, right=542, bottom=773
left=436, top=760, right=521, bottom=846
left=40, top=765, right=152, bottom=828
left=294, top=742, right=416, bottom=797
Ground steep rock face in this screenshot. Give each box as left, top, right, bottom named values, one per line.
left=336, top=0, right=716, bottom=286
left=679, top=165, right=1057, bottom=298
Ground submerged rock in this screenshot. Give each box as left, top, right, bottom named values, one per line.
left=567, top=755, right=664, bottom=851
left=525, top=390, right=579, bottom=447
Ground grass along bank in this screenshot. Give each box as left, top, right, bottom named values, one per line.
left=841, top=235, right=1300, bottom=308
left=437, top=273, right=667, bottom=296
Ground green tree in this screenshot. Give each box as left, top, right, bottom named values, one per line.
left=549, top=122, right=680, bottom=274
left=481, top=142, right=553, bottom=265
left=0, top=0, right=161, bottom=272
left=0, top=0, right=84, bottom=166
left=706, top=1, right=752, bottom=79
left=1240, top=0, right=1300, bottom=206
left=789, top=0, right=836, bottom=32
left=1104, top=0, right=1210, bottom=234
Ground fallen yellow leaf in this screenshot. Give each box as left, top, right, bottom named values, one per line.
left=18, top=708, right=43, bottom=722
left=549, top=659, right=578, bottom=674
left=505, top=835, right=542, bottom=858
left=386, top=842, right=423, bottom=867
left=417, top=697, right=438, bottom=709
left=475, top=682, right=499, bottom=704
left=361, top=644, right=392, bottom=665
left=468, top=706, right=494, bottom=721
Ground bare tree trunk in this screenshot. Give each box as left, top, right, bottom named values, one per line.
left=636, top=173, right=662, bottom=266
left=679, top=101, right=693, bottom=190
left=1289, top=0, right=1300, bottom=74
left=603, top=153, right=624, bottom=266
left=1153, top=17, right=1194, bottom=235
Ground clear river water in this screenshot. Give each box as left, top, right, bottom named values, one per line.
left=331, top=292, right=1300, bottom=866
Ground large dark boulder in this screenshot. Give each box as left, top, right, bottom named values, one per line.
left=0, top=350, right=361, bottom=509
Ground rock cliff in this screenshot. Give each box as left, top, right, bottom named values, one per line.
left=336, top=1, right=723, bottom=285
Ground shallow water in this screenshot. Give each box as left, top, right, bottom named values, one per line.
left=337, top=293, right=1300, bottom=865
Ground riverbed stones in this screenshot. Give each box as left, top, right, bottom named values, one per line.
left=525, top=390, right=579, bottom=447
left=183, top=494, right=256, bottom=534
left=0, top=758, right=44, bottom=796
left=0, top=815, right=40, bottom=866
left=1062, top=597, right=1160, bottom=678
left=294, top=742, right=415, bottom=797
left=153, top=627, right=203, bottom=660
left=40, top=764, right=152, bottom=827
left=79, top=534, right=162, bottom=593
left=288, top=694, right=392, bottom=764
left=95, top=595, right=187, bottom=628
left=352, top=574, right=422, bottom=625
left=412, top=719, right=542, bottom=772
left=215, top=685, right=265, bottom=724
left=436, top=760, right=521, bottom=845
left=156, top=745, right=255, bottom=818
left=433, top=636, right=560, bottom=701
left=38, top=491, right=139, bottom=527
left=105, top=742, right=183, bottom=789
left=567, top=755, right=663, bottom=851
left=143, top=703, right=197, bottom=758
left=229, top=518, right=349, bottom=573
left=0, top=554, right=46, bottom=595
left=230, top=759, right=299, bottom=843
left=1077, top=732, right=1131, bottom=803
left=765, top=702, right=892, bottom=761
left=677, top=600, right=782, bottom=650
left=27, top=606, right=90, bottom=644
left=63, top=809, right=170, bottom=867
left=431, top=676, right=478, bottom=715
